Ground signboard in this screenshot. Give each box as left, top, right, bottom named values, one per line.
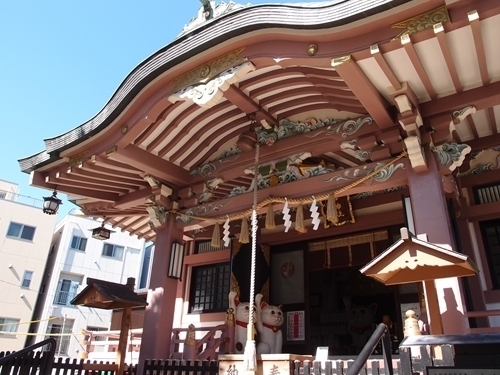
left=287, top=310, right=305, bottom=341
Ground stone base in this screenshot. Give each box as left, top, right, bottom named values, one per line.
left=218, top=354, right=313, bottom=375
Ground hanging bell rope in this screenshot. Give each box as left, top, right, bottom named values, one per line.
left=171, top=151, right=408, bottom=223
left=244, top=115, right=259, bottom=372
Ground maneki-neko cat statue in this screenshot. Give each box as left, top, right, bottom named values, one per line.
left=228, top=291, right=254, bottom=353
left=255, top=293, right=284, bottom=354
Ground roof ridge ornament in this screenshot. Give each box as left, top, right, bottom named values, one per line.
left=179, top=1, right=249, bottom=37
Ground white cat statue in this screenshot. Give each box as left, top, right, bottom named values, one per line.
left=255, top=293, right=283, bottom=354
left=228, top=291, right=254, bottom=354
left=347, top=302, right=377, bottom=352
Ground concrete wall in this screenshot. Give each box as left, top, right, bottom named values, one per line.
left=0, top=185, right=57, bottom=351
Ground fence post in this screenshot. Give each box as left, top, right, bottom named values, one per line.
left=226, top=308, right=235, bottom=354
left=183, top=324, right=197, bottom=360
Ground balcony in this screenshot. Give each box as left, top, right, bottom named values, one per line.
left=0, top=189, right=44, bottom=209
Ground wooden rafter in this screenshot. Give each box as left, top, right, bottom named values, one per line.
left=130, top=102, right=185, bottom=146
left=434, top=27, right=462, bottom=93
left=469, top=15, right=489, bottom=86
left=67, top=167, right=147, bottom=190
left=146, top=104, right=202, bottom=152
left=164, top=108, right=244, bottom=160
left=333, top=57, right=393, bottom=128
left=421, top=80, right=500, bottom=117
left=47, top=173, right=129, bottom=195
left=371, top=49, right=402, bottom=91
left=401, top=37, right=437, bottom=100
left=107, top=145, right=191, bottom=187
left=114, top=188, right=154, bottom=210
left=223, top=85, right=277, bottom=126
left=466, top=114, right=479, bottom=139
left=487, top=107, right=498, bottom=134
left=79, top=163, right=145, bottom=182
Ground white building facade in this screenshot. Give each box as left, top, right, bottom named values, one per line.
left=28, top=213, right=147, bottom=359
left=0, top=179, right=57, bottom=352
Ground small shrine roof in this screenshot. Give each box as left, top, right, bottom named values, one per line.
left=71, top=277, right=148, bottom=310
left=360, top=228, right=479, bottom=285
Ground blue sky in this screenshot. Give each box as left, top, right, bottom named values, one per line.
left=1, top=0, right=309, bottom=219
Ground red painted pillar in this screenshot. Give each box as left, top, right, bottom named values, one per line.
left=407, top=148, right=469, bottom=334
left=138, top=217, right=184, bottom=370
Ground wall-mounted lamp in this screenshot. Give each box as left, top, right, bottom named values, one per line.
left=168, top=242, right=185, bottom=280
left=43, top=191, right=62, bottom=215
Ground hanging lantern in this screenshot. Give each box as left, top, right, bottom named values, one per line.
left=89, top=222, right=115, bottom=241
left=42, top=191, right=62, bottom=215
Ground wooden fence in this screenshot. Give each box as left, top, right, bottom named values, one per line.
left=143, top=359, right=219, bottom=375
left=0, top=350, right=137, bottom=375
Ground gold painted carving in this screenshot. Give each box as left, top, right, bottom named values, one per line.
left=307, top=44, right=318, bottom=56
left=331, top=55, right=351, bottom=67
left=391, top=6, right=450, bottom=39
left=169, top=47, right=246, bottom=94
left=105, top=146, right=117, bottom=155
left=68, top=150, right=89, bottom=167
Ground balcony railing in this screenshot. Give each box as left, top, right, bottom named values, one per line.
left=53, top=290, right=77, bottom=306
left=0, top=189, right=44, bottom=209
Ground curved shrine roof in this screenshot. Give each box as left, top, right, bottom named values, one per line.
left=19, top=0, right=500, bottom=241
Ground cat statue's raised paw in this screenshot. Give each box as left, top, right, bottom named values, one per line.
left=255, top=293, right=283, bottom=354
left=228, top=291, right=254, bottom=353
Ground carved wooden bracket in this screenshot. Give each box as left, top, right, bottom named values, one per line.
left=390, top=83, right=422, bottom=137
left=404, top=136, right=427, bottom=172
left=449, top=105, right=476, bottom=137
left=168, top=61, right=255, bottom=108
left=147, top=205, right=169, bottom=231
left=144, top=174, right=173, bottom=208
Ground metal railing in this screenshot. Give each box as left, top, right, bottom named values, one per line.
left=347, top=323, right=393, bottom=375
left=53, top=290, right=77, bottom=306
left=0, top=189, right=45, bottom=209
left=0, top=337, right=56, bottom=375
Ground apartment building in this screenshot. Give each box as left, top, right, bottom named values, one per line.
left=27, top=213, right=149, bottom=358
left=0, top=179, right=57, bottom=351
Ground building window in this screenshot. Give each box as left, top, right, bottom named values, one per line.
left=102, top=243, right=124, bottom=259
left=0, top=191, right=6, bottom=199
left=70, top=235, right=87, bottom=251
left=54, top=279, right=79, bottom=306
left=21, top=270, right=33, bottom=288
left=0, top=317, right=20, bottom=333
left=6, top=222, right=36, bottom=241
left=480, top=219, right=500, bottom=289
left=189, top=262, right=230, bottom=313
left=46, top=321, right=73, bottom=355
